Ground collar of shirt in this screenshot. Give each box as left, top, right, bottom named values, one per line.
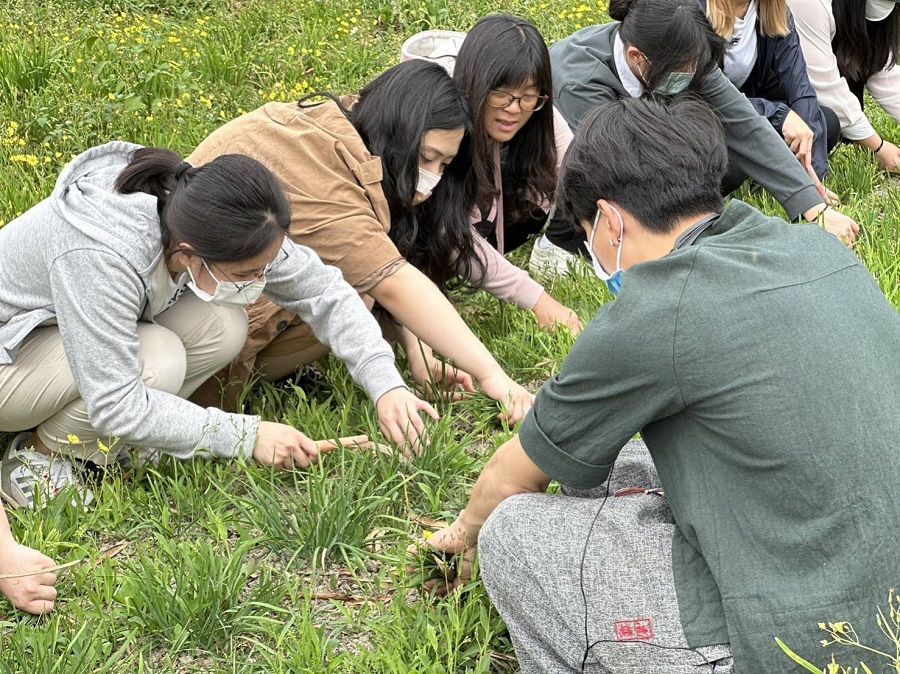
left=614, top=33, right=645, bottom=98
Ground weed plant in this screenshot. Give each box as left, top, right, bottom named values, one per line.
left=0, top=0, right=897, bottom=671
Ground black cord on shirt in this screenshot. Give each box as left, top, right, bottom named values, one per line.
left=577, top=461, right=722, bottom=673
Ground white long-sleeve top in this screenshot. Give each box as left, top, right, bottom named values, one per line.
left=789, top=0, right=900, bottom=140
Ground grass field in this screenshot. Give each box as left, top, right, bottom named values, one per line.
left=0, top=0, right=898, bottom=672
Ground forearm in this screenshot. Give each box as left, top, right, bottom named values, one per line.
left=856, top=133, right=884, bottom=153
left=458, top=435, right=551, bottom=543
left=372, top=264, right=503, bottom=381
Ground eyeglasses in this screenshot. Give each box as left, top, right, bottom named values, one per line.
left=486, top=90, right=548, bottom=112
left=206, top=246, right=291, bottom=291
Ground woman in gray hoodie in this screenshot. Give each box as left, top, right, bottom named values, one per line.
left=0, top=143, right=436, bottom=509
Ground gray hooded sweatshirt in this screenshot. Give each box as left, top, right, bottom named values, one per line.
left=0, top=142, right=406, bottom=459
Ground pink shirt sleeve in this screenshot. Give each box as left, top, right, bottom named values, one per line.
left=468, top=233, right=545, bottom=310
left=553, top=105, right=574, bottom=170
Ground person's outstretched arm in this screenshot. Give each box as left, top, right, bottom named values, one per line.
left=369, top=263, right=535, bottom=424
left=0, top=506, right=57, bottom=614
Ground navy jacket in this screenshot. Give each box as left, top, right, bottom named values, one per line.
left=703, top=2, right=830, bottom=179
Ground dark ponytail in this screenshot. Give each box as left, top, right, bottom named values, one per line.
left=611, top=0, right=725, bottom=91
left=832, top=0, right=900, bottom=83
left=116, top=148, right=291, bottom=262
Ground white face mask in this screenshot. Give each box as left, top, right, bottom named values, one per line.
left=866, top=0, right=898, bottom=21
left=187, top=260, right=267, bottom=307
left=415, top=167, right=443, bottom=200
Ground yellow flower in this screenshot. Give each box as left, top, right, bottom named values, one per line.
left=67, top=434, right=82, bottom=445
left=423, top=530, right=434, bottom=540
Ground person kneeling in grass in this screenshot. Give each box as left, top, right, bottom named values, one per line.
left=0, top=144, right=435, bottom=509
left=188, top=61, right=547, bottom=419
left=0, top=504, right=56, bottom=613
left=420, top=97, right=900, bottom=672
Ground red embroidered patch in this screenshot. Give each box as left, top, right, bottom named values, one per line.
left=614, top=618, right=654, bottom=642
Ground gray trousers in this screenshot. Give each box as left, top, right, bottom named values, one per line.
left=478, top=441, right=733, bottom=674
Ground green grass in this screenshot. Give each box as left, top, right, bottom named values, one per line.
left=0, top=0, right=898, bottom=671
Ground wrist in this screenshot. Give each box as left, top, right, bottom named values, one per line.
left=803, top=203, right=828, bottom=223
left=455, top=510, right=481, bottom=547
left=874, top=138, right=886, bottom=155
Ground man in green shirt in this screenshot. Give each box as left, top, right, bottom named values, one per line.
left=421, top=96, right=900, bottom=673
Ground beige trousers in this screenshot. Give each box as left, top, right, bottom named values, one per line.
left=0, top=293, right=247, bottom=465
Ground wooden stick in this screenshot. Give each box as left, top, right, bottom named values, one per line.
left=315, top=435, right=371, bottom=453
left=0, top=540, right=130, bottom=581
left=315, top=435, right=396, bottom=458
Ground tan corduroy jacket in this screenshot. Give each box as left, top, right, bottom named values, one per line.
left=188, top=99, right=405, bottom=392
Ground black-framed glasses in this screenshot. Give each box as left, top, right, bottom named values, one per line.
left=486, top=90, right=548, bottom=112
left=205, top=246, right=291, bottom=291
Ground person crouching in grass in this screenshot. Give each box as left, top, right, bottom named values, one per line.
left=0, top=144, right=435, bottom=510
left=419, top=96, right=900, bottom=673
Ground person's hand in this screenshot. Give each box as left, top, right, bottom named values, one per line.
left=407, top=517, right=475, bottom=596
left=875, top=139, right=900, bottom=173
left=376, top=387, right=440, bottom=454
left=532, top=292, right=583, bottom=335
left=252, top=421, right=319, bottom=469
left=783, top=110, right=815, bottom=173
left=478, top=372, right=535, bottom=425
left=408, top=343, right=476, bottom=401
left=0, top=540, right=57, bottom=614
left=803, top=205, right=859, bottom=247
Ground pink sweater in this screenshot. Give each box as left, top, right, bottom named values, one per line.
left=468, top=106, right=574, bottom=310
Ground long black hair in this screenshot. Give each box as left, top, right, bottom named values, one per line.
left=116, top=148, right=290, bottom=262
left=302, top=60, right=482, bottom=293
left=610, top=0, right=726, bottom=92
left=454, top=14, right=557, bottom=223
left=832, top=0, right=900, bottom=83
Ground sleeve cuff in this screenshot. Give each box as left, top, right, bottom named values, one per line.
left=518, top=410, right=613, bottom=489
left=518, top=278, right=546, bottom=310
left=841, top=117, right=876, bottom=142
left=770, top=103, right=790, bottom=136
left=355, top=353, right=408, bottom=404
left=780, top=184, right=824, bottom=221
left=206, top=411, right=260, bottom=459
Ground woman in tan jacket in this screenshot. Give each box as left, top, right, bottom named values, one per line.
left=190, top=60, right=544, bottom=423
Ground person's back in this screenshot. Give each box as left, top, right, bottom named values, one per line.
left=419, top=95, right=899, bottom=674
left=619, top=199, right=900, bottom=665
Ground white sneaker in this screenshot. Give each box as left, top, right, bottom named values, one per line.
left=0, top=433, right=95, bottom=509
left=528, top=234, right=578, bottom=278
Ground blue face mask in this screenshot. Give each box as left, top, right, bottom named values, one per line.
left=583, top=206, right=625, bottom=296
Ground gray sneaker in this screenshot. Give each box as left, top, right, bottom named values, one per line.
left=117, top=447, right=162, bottom=471
left=0, top=433, right=95, bottom=509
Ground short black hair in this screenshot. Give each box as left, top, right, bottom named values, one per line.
left=557, top=96, right=726, bottom=234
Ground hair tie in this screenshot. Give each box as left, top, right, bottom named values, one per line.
left=173, top=161, right=192, bottom=181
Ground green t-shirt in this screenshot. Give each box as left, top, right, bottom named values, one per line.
left=519, top=200, right=900, bottom=672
